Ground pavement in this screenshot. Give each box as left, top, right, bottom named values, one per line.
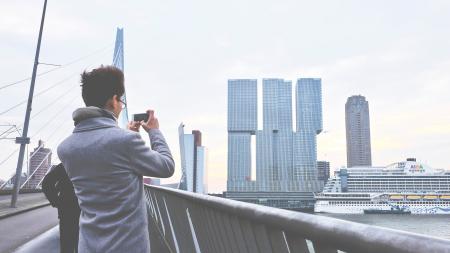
left=0, top=205, right=58, bottom=253
left=0, top=193, right=50, bottom=219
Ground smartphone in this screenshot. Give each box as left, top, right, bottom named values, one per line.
left=133, top=113, right=149, bottom=122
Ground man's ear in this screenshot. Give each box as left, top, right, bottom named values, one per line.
left=103, top=96, right=115, bottom=109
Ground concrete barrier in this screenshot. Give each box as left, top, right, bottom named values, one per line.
left=13, top=226, right=59, bottom=253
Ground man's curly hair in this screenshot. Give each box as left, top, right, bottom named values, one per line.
left=81, top=65, right=125, bottom=108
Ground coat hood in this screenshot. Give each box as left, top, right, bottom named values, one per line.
left=72, top=107, right=118, bottom=132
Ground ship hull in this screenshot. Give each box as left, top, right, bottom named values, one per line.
left=315, top=202, right=450, bottom=214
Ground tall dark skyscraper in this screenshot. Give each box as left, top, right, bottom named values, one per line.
left=345, top=95, right=372, bottom=167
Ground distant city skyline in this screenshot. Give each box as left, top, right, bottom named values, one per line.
left=1, top=1, right=450, bottom=193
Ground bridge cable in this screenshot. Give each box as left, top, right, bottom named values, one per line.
left=30, top=83, right=79, bottom=120
left=0, top=84, right=77, bottom=139
left=0, top=94, right=77, bottom=174
left=0, top=43, right=113, bottom=91
left=0, top=148, right=19, bottom=167
left=0, top=73, right=79, bottom=116
left=30, top=94, right=79, bottom=138
left=0, top=48, right=113, bottom=117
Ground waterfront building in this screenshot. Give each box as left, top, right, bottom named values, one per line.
left=227, top=78, right=324, bottom=210
left=293, top=78, right=323, bottom=192
left=257, top=79, right=293, bottom=191
left=345, top=95, right=372, bottom=167
left=315, top=158, right=450, bottom=214
left=317, top=161, right=330, bottom=184
left=22, top=140, right=52, bottom=189
left=179, top=124, right=208, bottom=194
left=227, top=79, right=257, bottom=192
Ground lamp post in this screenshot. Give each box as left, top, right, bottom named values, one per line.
left=11, top=0, right=48, bottom=207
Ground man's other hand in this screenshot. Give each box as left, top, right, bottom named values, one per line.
left=141, top=109, right=159, bottom=131
left=127, top=121, right=141, bottom=132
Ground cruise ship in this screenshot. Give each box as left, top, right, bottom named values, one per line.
left=314, top=158, right=450, bottom=214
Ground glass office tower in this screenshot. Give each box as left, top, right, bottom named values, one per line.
left=227, top=80, right=257, bottom=191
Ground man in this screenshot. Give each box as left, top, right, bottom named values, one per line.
left=57, top=66, right=175, bottom=253
left=42, top=163, right=80, bottom=253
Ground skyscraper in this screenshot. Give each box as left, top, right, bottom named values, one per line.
left=345, top=95, right=372, bottom=167
left=257, top=79, right=293, bottom=191
left=262, top=79, right=293, bottom=131
left=296, top=78, right=323, bottom=134
left=227, top=79, right=258, bottom=132
left=179, top=124, right=207, bottom=193
left=292, top=78, right=323, bottom=191
left=23, top=140, right=52, bottom=189
left=226, top=77, right=325, bottom=209
left=227, top=78, right=324, bottom=195
left=226, top=77, right=325, bottom=210
left=227, top=79, right=257, bottom=191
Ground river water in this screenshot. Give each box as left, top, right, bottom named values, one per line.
left=318, top=213, right=450, bottom=240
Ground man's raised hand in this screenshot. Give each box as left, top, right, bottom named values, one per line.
left=127, top=121, right=141, bottom=132
left=140, top=109, right=159, bottom=132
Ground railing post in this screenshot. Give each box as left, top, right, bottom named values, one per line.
left=186, top=204, right=212, bottom=253
left=284, top=233, right=310, bottom=253
left=186, top=208, right=201, bottom=253
left=267, top=229, right=290, bottom=253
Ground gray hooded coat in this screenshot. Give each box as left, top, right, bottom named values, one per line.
left=57, top=107, right=175, bottom=253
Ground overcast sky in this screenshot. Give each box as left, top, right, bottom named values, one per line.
left=1, top=1, right=450, bottom=193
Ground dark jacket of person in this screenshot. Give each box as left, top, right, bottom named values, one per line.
left=42, top=163, right=80, bottom=218
left=42, top=163, right=80, bottom=253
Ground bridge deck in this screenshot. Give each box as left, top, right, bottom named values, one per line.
left=0, top=193, right=49, bottom=219
left=0, top=205, right=57, bottom=253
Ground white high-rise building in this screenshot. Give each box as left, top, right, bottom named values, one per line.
left=179, top=124, right=208, bottom=194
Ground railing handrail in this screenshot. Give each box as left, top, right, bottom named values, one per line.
left=145, top=184, right=450, bottom=253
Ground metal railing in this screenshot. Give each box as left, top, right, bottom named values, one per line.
left=144, top=185, right=450, bottom=253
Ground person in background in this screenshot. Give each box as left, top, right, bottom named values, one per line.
left=57, top=66, right=175, bottom=253
left=42, top=163, right=80, bottom=253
